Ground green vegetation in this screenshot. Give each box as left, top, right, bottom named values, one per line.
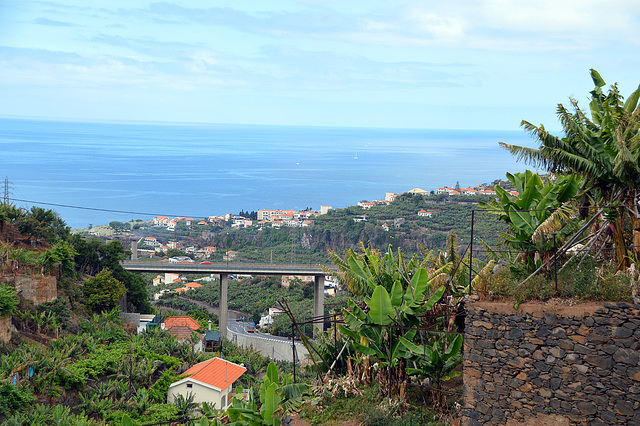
left=133, top=193, right=507, bottom=266
left=82, top=269, right=126, bottom=313
left=0, top=284, right=18, bottom=316
left=481, top=69, right=640, bottom=301
left=3, top=67, right=640, bottom=425
left=0, top=309, right=294, bottom=425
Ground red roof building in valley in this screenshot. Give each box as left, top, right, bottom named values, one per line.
left=185, top=282, right=203, bottom=289
left=163, top=316, right=201, bottom=331
left=167, top=357, right=247, bottom=410
left=165, top=325, right=201, bottom=342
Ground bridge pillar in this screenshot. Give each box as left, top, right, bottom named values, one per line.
left=313, top=275, right=324, bottom=335
left=220, top=274, right=228, bottom=339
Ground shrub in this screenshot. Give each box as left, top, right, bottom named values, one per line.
left=0, top=284, right=18, bottom=316
left=0, top=383, right=35, bottom=421
left=598, top=272, right=633, bottom=301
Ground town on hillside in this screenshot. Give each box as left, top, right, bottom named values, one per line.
left=74, top=181, right=514, bottom=263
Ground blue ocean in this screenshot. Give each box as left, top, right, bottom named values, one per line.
left=0, top=117, right=536, bottom=229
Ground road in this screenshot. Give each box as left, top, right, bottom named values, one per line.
left=227, top=318, right=304, bottom=345
left=165, top=295, right=307, bottom=359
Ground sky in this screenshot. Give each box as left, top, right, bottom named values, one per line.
left=1, top=0, right=639, bottom=130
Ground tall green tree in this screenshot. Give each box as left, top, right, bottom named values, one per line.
left=71, top=237, right=151, bottom=313
left=82, top=269, right=126, bottom=313
left=500, top=69, right=640, bottom=268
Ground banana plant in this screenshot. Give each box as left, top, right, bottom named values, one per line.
left=338, top=267, right=446, bottom=397
left=399, top=333, right=463, bottom=407
left=479, top=171, right=582, bottom=271
left=399, top=334, right=463, bottom=385
left=329, top=244, right=433, bottom=297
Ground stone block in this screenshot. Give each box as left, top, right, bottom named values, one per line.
left=473, top=320, right=493, bottom=329
left=612, top=326, right=634, bottom=339
left=628, top=367, right=640, bottom=382
left=576, top=401, right=597, bottom=415
left=613, top=347, right=639, bottom=365
left=8, top=275, right=57, bottom=305
left=586, top=333, right=609, bottom=345
left=0, top=315, right=10, bottom=344
left=584, top=355, right=612, bottom=370
left=614, top=399, right=635, bottom=416
left=571, top=334, right=586, bottom=344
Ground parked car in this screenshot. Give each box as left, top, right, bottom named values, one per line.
left=200, top=261, right=212, bottom=264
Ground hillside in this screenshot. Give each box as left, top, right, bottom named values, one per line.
left=121, top=192, right=507, bottom=264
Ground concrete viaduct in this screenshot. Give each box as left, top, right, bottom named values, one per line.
left=120, top=261, right=336, bottom=337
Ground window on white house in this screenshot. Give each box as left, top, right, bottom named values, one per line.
left=186, top=384, right=192, bottom=388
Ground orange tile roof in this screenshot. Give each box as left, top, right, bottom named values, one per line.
left=166, top=325, right=201, bottom=341
left=164, top=316, right=201, bottom=330
left=185, top=282, right=203, bottom=288
left=181, top=357, right=247, bottom=390
left=174, top=287, right=188, bottom=293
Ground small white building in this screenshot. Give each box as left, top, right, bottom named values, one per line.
left=259, top=307, right=284, bottom=328
left=320, top=205, right=332, bottom=215
left=167, top=357, right=246, bottom=410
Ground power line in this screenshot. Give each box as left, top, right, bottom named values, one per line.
left=10, top=198, right=199, bottom=219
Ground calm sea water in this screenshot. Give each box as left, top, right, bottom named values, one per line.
left=0, top=117, right=535, bottom=228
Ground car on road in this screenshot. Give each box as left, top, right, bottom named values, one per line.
left=200, top=261, right=212, bottom=265
left=247, top=322, right=256, bottom=332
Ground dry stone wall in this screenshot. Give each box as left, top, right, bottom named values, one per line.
left=462, top=299, right=640, bottom=425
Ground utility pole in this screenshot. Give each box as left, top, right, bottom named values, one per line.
left=3, top=176, right=12, bottom=204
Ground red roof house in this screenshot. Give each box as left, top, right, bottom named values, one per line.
left=167, top=357, right=247, bottom=410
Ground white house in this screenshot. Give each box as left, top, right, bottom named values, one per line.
left=258, top=307, right=284, bottom=328
left=167, top=357, right=246, bottom=410
left=165, top=273, right=181, bottom=285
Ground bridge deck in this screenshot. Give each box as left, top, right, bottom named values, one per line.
left=120, top=261, right=336, bottom=276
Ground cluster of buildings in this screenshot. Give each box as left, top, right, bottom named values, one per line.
left=139, top=183, right=510, bottom=258
left=147, top=182, right=510, bottom=235
left=435, top=185, right=517, bottom=197
left=150, top=205, right=334, bottom=233
left=137, top=236, right=218, bottom=259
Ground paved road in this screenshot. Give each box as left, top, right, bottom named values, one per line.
left=227, top=318, right=304, bottom=345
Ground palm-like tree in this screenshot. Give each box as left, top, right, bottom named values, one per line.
left=500, top=69, right=640, bottom=268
